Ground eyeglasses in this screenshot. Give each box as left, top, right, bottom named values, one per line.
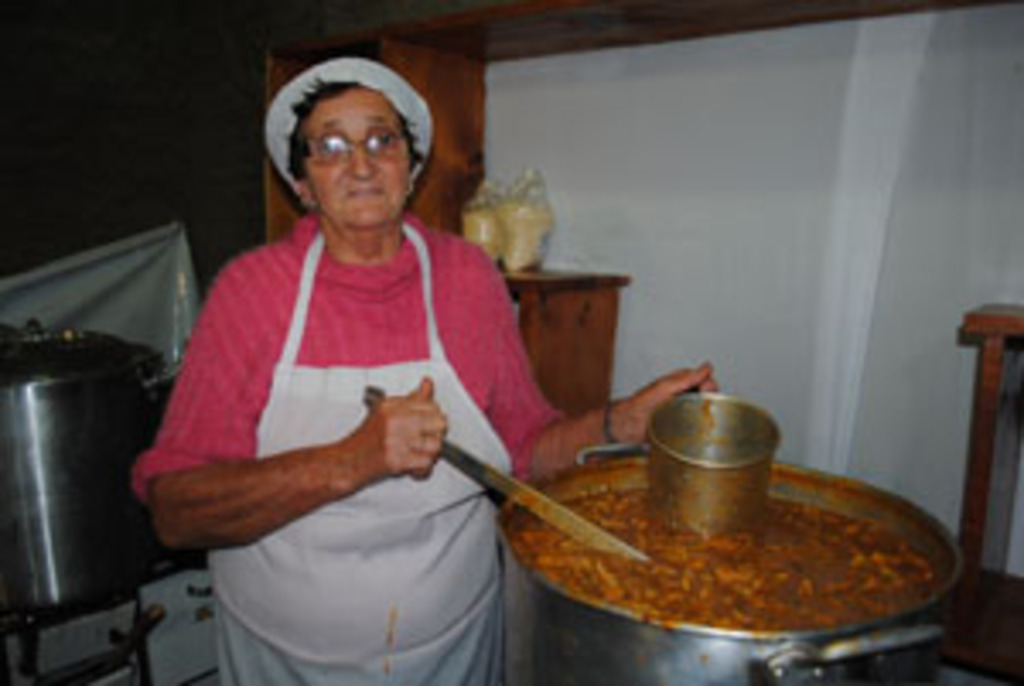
left=303, top=129, right=406, bottom=165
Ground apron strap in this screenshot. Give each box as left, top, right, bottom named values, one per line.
left=279, top=232, right=324, bottom=367
left=403, top=223, right=445, bottom=363
left=280, top=225, right=442, bottom=370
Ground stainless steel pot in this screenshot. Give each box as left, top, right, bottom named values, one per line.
left=0, top=321, right=165, bottom=612
left=501, top=457, right=960, bottom=686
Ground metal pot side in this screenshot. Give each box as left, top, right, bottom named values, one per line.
left=0, top=369, right=161, bottom=612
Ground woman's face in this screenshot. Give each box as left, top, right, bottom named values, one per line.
left=296, top=87, right=412, bottom=240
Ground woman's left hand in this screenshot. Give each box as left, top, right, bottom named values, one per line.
left=606, top=362, right=718, bottom=444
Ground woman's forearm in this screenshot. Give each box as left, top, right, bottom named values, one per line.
left=148, top=438, right=379, bottom=549
left=529, top=407, right=607, bottom=482
left=147, top=381, right=447, bottom=549
left=529, top=363, right=717, bottom=482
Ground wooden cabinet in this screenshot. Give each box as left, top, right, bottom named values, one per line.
left=943, top=304, right=1024, bottom=679
left=507, top=271, right=630, bottom=415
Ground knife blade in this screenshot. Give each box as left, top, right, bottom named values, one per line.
left=440, top=439, right=650, bottom=562
left=363, top=386, right=649, bottom=562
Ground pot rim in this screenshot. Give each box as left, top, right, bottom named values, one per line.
left=0, top=345, right=163, bottom=387
left=648, top=392, right=782, bottom=470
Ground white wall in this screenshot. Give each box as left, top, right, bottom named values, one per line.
left=485, top=4, right=1024, bottom=542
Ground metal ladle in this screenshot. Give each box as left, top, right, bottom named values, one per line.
left=648, top=393, right=781, bottom=538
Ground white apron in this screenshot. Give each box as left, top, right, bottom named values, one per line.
left=211, top=224, right=510, bottom=686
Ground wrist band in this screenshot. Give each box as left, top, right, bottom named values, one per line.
left=603, top=401, right=619, bottom=443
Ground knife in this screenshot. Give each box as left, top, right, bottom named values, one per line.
left=363, top=386, right=649, bottom=562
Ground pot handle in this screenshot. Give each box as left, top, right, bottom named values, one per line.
left=575, top=390, right=705, bottom=465
left=575, top=442, right=649, bottom=466
left=761, top=624, right=944, bottom=685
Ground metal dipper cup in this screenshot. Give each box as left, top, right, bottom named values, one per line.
left=648, top=393, right=781, bottom=539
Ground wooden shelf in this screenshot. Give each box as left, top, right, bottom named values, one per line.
left=943, top=304, right=1024, bottom=680
left=286, top=0, right=1015, bottom=64
left=505, top=269, right=630, bottom=293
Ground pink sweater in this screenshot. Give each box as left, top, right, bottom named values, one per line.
left=132, top=215, right=559, bottom=500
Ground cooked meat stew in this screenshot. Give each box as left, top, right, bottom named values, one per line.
left=504, top=477, right=942, bottom=632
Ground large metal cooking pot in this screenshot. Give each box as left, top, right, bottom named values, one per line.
left=0, top=321, right=165, bottom=612
left=501, top=456, right=960, bottom=686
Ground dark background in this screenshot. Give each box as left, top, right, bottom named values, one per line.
left=0, top=0, right=508, bottom=290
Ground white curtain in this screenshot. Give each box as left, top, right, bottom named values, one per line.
left=806, top=8, right=1024, bottom=573
left=805, top=14, right=936, bottom=476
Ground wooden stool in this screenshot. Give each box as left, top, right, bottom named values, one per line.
left=942, top=304, right=1024, bottom=679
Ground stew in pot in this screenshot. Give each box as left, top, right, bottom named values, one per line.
left=505, top=486, right=941, bottom=631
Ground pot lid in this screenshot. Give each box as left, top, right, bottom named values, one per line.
left=0, top=319, right=160, bottom=385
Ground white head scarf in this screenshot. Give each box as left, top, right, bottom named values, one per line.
left=264, top=57, right=433, bottom=191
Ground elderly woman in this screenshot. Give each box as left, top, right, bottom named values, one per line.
left=133, top=57, right=715, bottom=686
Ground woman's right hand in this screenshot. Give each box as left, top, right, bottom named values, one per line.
left=352, top=377, right=448, bottom=482
left=148, top=378, right=449, bottom=549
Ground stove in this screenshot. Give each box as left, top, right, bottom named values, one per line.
left=2, top=598, right=140, bottom=686
left=1, top=568, right=218, bottom=686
